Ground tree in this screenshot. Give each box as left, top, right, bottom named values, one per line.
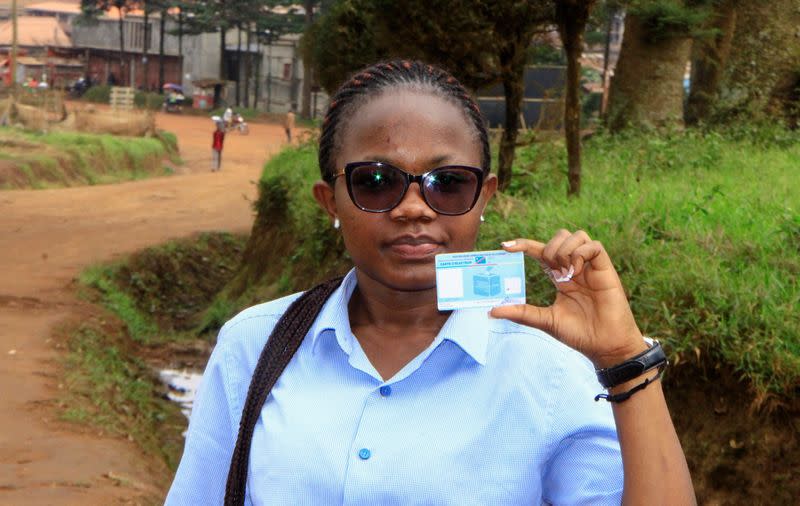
left=300, top=0, right=314, bottom=117
left=685, top=0, right=737, bottom=124
left=301, top=0, right=385, bottom=94
left=81, top=0, right=140, bottom=85
left=554, top=0, right=596, bottom=197
left=712, top=1, right=800, bottom=124
left=305, top=0, right=553, bottom=190
left=376, top=0, right=555, bottom=191
left=179, top=0, right=234, bottom=81
left=607, top=0, right=710, bottom=131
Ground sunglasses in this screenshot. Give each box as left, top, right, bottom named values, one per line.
left=332, top=161, right=485, bottom=216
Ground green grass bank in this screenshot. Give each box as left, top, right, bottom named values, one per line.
left=68, top=232, right=246, bottom=469
left=241, top=127, right=799, bottom=398
left=0, top=127, right=179, bottom=189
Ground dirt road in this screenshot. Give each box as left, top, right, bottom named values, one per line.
left=0, top=112, right=289, bottom=504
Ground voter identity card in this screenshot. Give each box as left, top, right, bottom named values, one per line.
left=435, top=250, right=526, bottom=311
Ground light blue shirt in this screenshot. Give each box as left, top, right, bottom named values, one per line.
left=166, top=269, right=623, bottom=505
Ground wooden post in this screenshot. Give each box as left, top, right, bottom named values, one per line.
left=10, top=0, right=18, bottom=98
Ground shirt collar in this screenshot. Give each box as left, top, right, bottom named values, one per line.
left=308, top=268, right=489, bottom=366
left=309, top=269, right=359, bottom=355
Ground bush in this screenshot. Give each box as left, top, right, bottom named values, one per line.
left=135, top=91, right=164, bottom=110
left=82, top=85, right=111, bottom=103
left=246, top=127, right=800, bottom=397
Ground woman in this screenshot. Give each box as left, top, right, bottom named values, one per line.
left=166, top=60, right=695, bottom=505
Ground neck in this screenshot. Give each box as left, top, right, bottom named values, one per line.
left=348, top=269, right=450, bottom=337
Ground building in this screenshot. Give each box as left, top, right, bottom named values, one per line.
left=0, top=0, right=322, bottom=113
left=0, top=14, right=82, bottom=86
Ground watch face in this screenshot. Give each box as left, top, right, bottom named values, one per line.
left=643, top=336, right=656, bottom=347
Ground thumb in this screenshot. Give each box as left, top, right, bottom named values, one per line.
left=490, top=304, right=554, bottom=334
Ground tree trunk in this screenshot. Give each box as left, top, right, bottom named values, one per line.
left=142, top=6, right=149, bottom=90
left=556, top=1, right=591, bottom=197
left=607, top=13, right=692, bottom=131
left=158, top=7, right=166, bottom=91
left=301, top=0, right=314, bottom=118
left=177, top=11, right=183, bottom=86
left=719, top=0, right=800, bottom=123
left=496, top=58, right=524, bottom=191
left=118, top=8, right=125, bottom=84
left=685, top=0, right=737, bottom=125
left=254, top=40, right=261, bottom=108
left=245, top=25, right=252, bottom=108
left=219, top=27, right=226, bottom=82
left=235, top=26, right=241, bottom=106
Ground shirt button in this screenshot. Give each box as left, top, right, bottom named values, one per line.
left=379, top=385, right=392, bottom=397
left=358, top=448, right=371, bottom=460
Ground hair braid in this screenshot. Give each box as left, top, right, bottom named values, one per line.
left=225, top=277, right=344, bottom=506
left=319, top=60, right=491, bottom=182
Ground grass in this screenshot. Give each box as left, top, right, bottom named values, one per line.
left=80, top=265, right=159, bottom=344
left=0, top=127, right=179, bottom=189
left=65, top=232, right=247, bottom=470
left=62, top=322, right=186, bottom=470
left=247, top=126, right=800, bottom=396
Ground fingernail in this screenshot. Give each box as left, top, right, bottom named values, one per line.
left=501, top=240, right=516, bottom=248
left=554, top=265, right=574, bottom=283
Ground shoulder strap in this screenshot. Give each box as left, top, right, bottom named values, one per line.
left=224, top=277, right=345, bottom=506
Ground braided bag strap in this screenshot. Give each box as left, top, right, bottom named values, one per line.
left=224, top=277, right=344, bottom=506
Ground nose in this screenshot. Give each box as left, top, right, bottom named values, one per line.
left=389, top=182, right=436, bottom=221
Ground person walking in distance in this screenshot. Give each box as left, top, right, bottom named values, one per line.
left=284, top=106, right=296, bottom=143
left=212, top=120, right=225, bottom=171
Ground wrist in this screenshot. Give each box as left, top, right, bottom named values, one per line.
left=595, top=337, right=667, bottom=390
left=591, top=330, right=648, bottom=369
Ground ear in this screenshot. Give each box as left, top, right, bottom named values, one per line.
left=313, top=180, right=338, bottom=222
left=479, top=174, right=498, bottom=213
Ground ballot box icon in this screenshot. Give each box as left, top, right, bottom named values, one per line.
left=473, top=270, right=501, bottom=296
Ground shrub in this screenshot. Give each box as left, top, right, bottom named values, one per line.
left=82, top=85, right=111, bottom=104
left=245, top=127, right=800, bottom=396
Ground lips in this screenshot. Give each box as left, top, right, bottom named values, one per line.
left=385, top=234, right=443, bottom=259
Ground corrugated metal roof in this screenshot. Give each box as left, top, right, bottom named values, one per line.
left=24, top=1, right=81, bottom=15
left=0, top=16, right=72, bottom=47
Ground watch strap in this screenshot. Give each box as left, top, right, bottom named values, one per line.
left=595, top=339, right=667, bottom=389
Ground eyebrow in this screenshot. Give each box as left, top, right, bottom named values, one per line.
left=364, top=154, right=452, bottom=167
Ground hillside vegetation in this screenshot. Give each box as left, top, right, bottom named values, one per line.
left=0, top=127, right=179, bottom=189
left=237, top=126, right=799, bottom=397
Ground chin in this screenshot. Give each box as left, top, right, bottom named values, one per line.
left=360, top=262, right=437, bottom=292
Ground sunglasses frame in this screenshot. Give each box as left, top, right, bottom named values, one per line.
left=332, top=161, right=485, bottom=216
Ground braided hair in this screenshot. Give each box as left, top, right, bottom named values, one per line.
left=225, top=61, right=488, bottom=505
left=319, top=59, right=491, bottom=181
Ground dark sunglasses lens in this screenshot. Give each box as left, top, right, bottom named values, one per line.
left=423, top=168, right=480, bottom=214
left=349, top=164, right=406, bottom=211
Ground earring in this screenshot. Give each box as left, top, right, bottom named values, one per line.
left=480, top=214, right=485, bottom=222
left=333, top=218, right=340, bottom=229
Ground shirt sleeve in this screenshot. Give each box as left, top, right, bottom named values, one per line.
left=165, top=329, right=238, bottom=506
left=541, top=351, right=624, bottom=505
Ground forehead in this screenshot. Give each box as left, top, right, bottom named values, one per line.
left=335, top=89, right=481, bottom=170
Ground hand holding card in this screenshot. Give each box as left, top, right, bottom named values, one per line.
left=489, top=231, right=648, bottom=369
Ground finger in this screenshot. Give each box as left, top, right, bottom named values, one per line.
left=500, top=238, right=545, bottom=260
left=569, top=240, right=614, bottom=277
left=490, top=303, right=554, bottom=334
left=542, top=229, right=572, bottom=268
left=554, top=229, right=591, bottom=270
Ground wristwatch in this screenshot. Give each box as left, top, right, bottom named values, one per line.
left=595, top=338, right=667, bottom=389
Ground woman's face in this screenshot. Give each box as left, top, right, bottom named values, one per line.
left=315, top=89, right=497, bottom=292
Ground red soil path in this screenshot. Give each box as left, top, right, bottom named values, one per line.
left=0, top=111, right=289, bottom=504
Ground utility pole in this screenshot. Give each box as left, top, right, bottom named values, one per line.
left=10, top=0, right=18, bottom=99
left=266, top=33, right=272, bottom=112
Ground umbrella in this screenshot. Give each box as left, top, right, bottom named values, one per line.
left=163, top=83, right=183, bottom=92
